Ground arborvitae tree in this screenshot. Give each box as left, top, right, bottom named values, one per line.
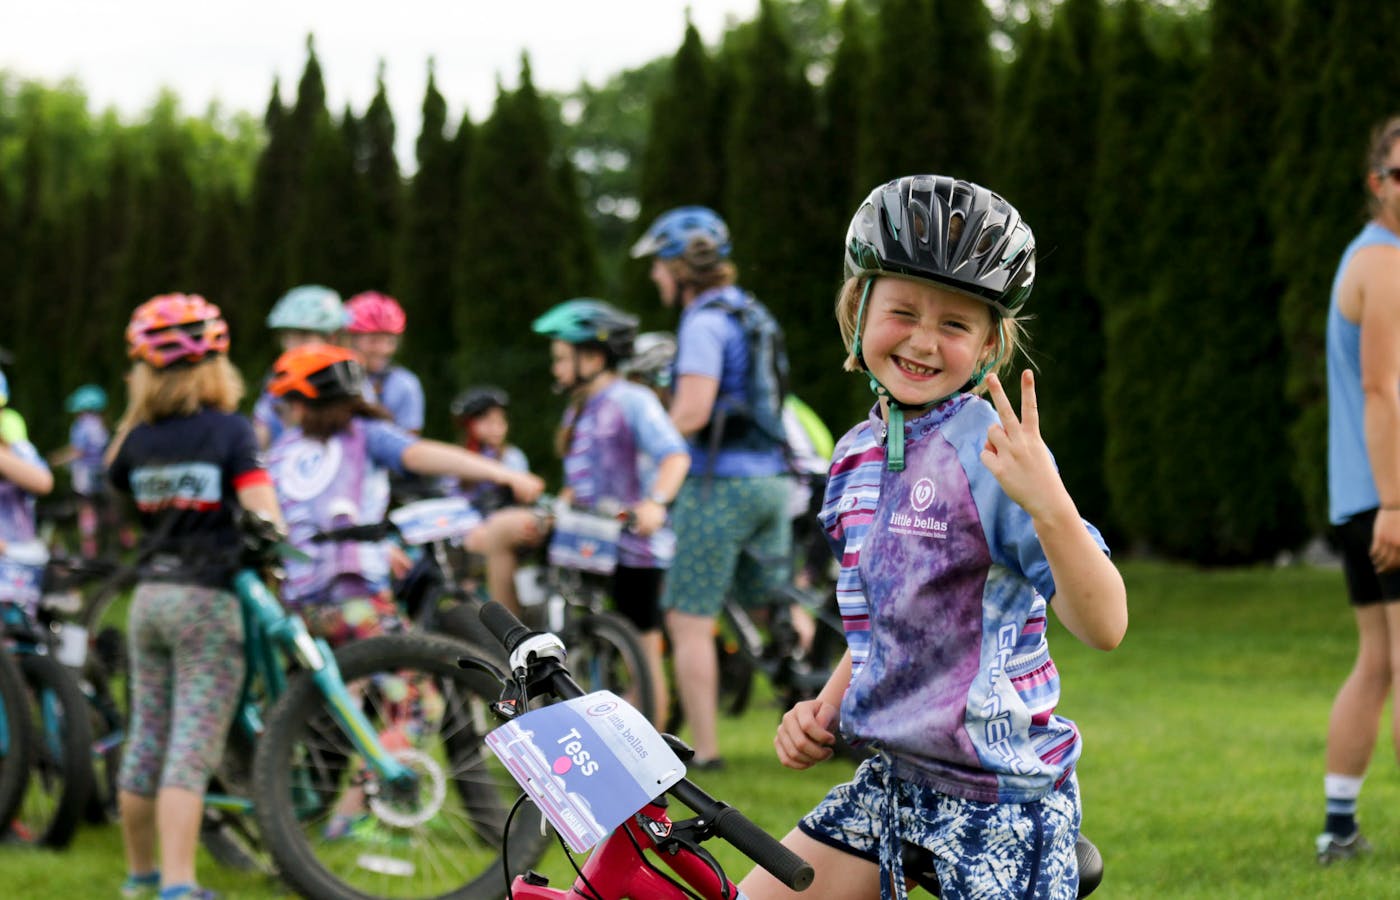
left=627, top=20, right=725, bottom=316
left=397, top=63, right=466, bottom=439
left=1091, top=0, right=1191, bottom=546
left=248, top=79, right=294, bottom=306
left=992, top=0, right=1108, bottom=529
left=724, top=0, right=850, bottom=428
left=359, top=64, right=402, bottom=291
left=824, top=0, right=868, bottom=215
left=455, top=57, right=596, bottom=469
left=122, top=102, right=200, bottom=300
left=1274, top=0, right=1400, bottom=535
left=861, top=0, right=995, bottom=187
left=1147, top=0, right=1298, bottom=562
left=189, top=183, right=252, bottom=365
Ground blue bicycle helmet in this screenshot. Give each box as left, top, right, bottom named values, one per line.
left=630, top=206, right=732, bottom=268
left=65, top=384, right=108, bottom=414
left=531, top=299, right=640, bottom=362
left=266, top=285, right=349, bottom=333
left=0, top=368, right=8, bottom=406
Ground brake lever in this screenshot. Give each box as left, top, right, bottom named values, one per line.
left=456, top=653, right=532, bottom=721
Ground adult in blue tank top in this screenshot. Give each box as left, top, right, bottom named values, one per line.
left=631, top=206, right=793, bottom=770
left=1318, top=116, right=1400, bottom=865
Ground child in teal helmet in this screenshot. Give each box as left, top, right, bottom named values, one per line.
left=253, top=285, right=350, bottom=448
left=49, top=384, right=116, bottom=557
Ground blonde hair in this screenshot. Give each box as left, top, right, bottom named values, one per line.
left=665, top=258, right=738, bottom=295
left=116, top=356, right=245, bottom=434
left=834, top=275, right=1028, bottom=392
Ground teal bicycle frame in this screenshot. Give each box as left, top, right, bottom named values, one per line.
left=203, top=568, right=415, bottom=816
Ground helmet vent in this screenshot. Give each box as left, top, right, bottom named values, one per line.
left=974, top=224, right=1003, bottom=257
left=909, top=201, right=931, bottom=244
left=947, top=212, right=965, bottom=248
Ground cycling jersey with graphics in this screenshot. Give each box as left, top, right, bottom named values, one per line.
left=69, top=411, right=110, bottom=496
left=267, top=417, right=415, bottom=606
left=557, top=379, right=687, bottom=568
left=820, top=395, right=1108, bottom=804
left=364, top=366, right=425, bottom=433
left=108, top=409, right=269, bottom=587
left=0, top=439, right=48, bottom=608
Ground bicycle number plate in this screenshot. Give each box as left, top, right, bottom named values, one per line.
left=547, top=509, right=622, bottom=575
left=486, top=690, right=685, bottom=852
left=388, top=496, right=482, bottom=545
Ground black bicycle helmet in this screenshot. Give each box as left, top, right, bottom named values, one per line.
left=451, top=385, right=510, bottom=421
left=845, top=175, right=1035, bottom=317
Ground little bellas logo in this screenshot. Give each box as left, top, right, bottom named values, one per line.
left=911, top=477, right=936, bottom=513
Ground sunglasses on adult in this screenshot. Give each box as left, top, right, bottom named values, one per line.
left=1379, top=166, right=1400, bottom=184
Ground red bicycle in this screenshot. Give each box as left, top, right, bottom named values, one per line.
left=463, top=601, right=814, bottom=899
left=464, top=600, right=1104, bottom=898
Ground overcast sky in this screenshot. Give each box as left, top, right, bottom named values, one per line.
left=3, top=1, right=762, bottom=161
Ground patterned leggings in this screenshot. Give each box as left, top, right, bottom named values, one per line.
left=118, top=582, right=245, bottom=796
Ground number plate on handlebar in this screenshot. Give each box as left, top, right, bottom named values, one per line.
left=546, top=508, right=623, bottom=575
left=388, top=496, right=483, bottom=546
left=485, top=690, right=685, bottom=852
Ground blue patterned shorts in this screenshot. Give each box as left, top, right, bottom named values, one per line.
left=660, top=474, right=791, bottom=617
left=799, top=755, right=1081, bottom=899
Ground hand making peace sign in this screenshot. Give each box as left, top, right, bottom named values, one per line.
left=979, top=370, right=1071, bottom=522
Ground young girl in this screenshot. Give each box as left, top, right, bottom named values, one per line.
left=0, top=392, right=55, bottom=622
left=449, top=385, right=529, bottom=511
left=738, top=176, right=1128, bottom=900
left=252, top=284, right=350, bottom=448
left=108, top=294, right=285, bottom=900
left=50, top=383, right=112, bottom=557
left=264, top=342, right=544, bottom=643
left=531, top=299, right=690, bottom=726
left=344, top=291, right=424, bottom=434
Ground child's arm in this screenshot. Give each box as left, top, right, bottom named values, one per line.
left=773, top=649, right=851, bottom=770
left=47, top=445, right=79, bottom=467
left=981, top=370, right=1127, bottom=651
left=0, top=443, right=54, bottom=496
left=402, top=439, right=545, bottom=503
left=631, top=451, right=688, bottom=537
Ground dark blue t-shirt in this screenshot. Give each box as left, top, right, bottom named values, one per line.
left=109, top=407, right=269, bottom=587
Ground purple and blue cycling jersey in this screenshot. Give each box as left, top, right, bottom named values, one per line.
left=556, top=380, right=686, bottom=569
left=69, top=412, right=109, bottom=496
left=821, top=395, right=1108, bottom=804
left=365, top=366, right=425, bottom=433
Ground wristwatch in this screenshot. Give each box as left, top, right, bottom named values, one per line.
left=647, top=492, right=672, bottom=507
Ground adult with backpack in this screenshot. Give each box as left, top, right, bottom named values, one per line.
left=632, top=205, right=794, bottom=770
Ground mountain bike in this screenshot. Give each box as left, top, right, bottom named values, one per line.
left=0, top=573, right=95, bottom=848
left=179, top=511, right=544, bottom=900
left=460, top=599, right=816, bottom=898
left=314, top=495, right=659, bottom=731
left=0, top=638, right=33, bottom=835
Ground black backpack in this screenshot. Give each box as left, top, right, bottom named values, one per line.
left=694, top=289, right=792, bottom=461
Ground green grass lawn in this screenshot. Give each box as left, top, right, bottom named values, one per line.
left=4, top=560, right=1393, bottom=897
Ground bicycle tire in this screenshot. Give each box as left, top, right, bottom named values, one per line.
left=0, top=649, right=33, bottom=829
left=560, top=609, right=659, bottom=725
left=81, top=647, right=125, bottom=823
left=252, top=631, right=550, bottom=900
left=13, top=652, right=95, bottom=848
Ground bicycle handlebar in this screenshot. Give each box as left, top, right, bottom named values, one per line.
left=477, top=601, right=814, bottom=892
left=309, top=522, right=397, bottom=543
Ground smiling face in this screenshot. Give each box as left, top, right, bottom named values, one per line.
left=349, top=332, right=399, bottom=373
left=859, top=276, right=998, bottom=408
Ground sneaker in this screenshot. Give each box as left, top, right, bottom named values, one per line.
left=157, top=887, right=218, bottom=899
left=120, top=873, right=160, bottom=899
left=689, top=757, right=726, bottom=773
left=1316, top=830, right=1372, bottom=865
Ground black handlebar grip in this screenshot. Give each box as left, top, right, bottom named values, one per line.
left=709, top=805, right=814, bottom=891
left=479, top=601, right=533, bottom=655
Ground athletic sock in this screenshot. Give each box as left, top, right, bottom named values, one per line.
left=1324, top=773, right=1364, bottom=837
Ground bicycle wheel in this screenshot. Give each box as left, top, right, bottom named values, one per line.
left=560, top=610, right=658, bottom=724
left=13, top=652, right=95, bottom=847
left=81, top=644, right=126, bottom=823
left=0, top=650, right=33, bottom=829
left=253, top=632, right=550, bottom=900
